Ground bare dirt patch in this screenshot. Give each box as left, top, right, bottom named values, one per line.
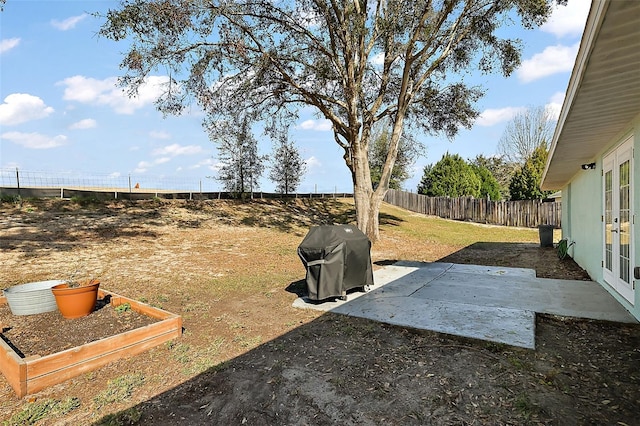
left=0, top=198, right=639, bottom=425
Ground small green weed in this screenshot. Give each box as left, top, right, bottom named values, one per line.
left=170, top=343, right=192, bottom=364
left=166, top=338, right=227, bottom=375
left=5, top=397, right=80, bottom=425
left=514, top=393, right=538, bottom=421
left=115, top=303, right=131, bottom=313
left=93, top=373, right=145, bottom=409
left=70, top=195, right=100, bottom=206
left=0, top=194, right=21, bottom=204
left=507, top=355, right=530, bottom=371
left=230, top=321, right=246, bottom=330
left=183, top=301, right=209, bottom=313
left=233, top=335, right=262, bottom=348
left=484, top=341, right=507, bottom=353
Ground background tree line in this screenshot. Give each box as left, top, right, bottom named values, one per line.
left=216, top=106, right=556, bottom=202
left=215, top=115, right=306, bottom=198
left=416, top=107, right=555, bottom=201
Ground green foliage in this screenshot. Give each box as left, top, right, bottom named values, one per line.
left=0, top=193, right=21, bottom=203
left=557, top=238, right=575, bottom=260
left=70, top=195, right=100, bottom=206
left=472, top=164, right=502, bottom=200
left=470, top=154, right=515, bottom=199
left=269, top=136, right=306, bottom=195
left=214, top=116, right=266, bottom=198
left=115, top=303, right=131, bottom=313
left=509, top=145, right=554, bottom=200
left=417, top=153, right=480, bottom=197
left=6, top=397, right=80, bottom=425
left=369, top=127, right=423, bottom=190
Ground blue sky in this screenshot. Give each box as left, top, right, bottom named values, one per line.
left=0, top=1, right=590, bottom=193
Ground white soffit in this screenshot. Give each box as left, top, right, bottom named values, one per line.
left=542, top=0, right=640, bottom=190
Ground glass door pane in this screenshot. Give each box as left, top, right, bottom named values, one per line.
left=605, top=169, right=613, bottom=272
left=619, top=160, right=631, bottom=284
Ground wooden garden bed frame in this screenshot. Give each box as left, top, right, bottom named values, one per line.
left=0, top=289, right=182, bottom=398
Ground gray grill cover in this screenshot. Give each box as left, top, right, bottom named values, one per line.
left=297, top=225, right=374, bottom=301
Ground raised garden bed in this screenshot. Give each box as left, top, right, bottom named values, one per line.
left=0, top=289, right=182, bottom=398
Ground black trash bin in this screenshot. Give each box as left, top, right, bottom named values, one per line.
left=298, top=225, right=374, bottom=301
left=538, top=224, right=554, bottom=248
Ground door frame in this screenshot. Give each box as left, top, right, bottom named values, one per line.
left=602, top=135, right=635, bottom=304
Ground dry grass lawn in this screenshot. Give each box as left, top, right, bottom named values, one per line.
left=0, top=197, right=638, bottom=425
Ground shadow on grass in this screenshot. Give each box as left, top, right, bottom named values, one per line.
left=0, top=198, right=164, bottom=254
left=1, top=198, right=404, bottom=255
left=1, top=197, right=403, bottom=257
left=284, top=279, right=307, bottom=298
left=233, top=198, right=404, bottom=235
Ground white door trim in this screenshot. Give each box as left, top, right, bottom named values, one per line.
left=602, top=136, right=635, bottom=304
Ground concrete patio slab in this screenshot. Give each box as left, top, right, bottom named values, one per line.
left=292, top=261, right=637, bottom=349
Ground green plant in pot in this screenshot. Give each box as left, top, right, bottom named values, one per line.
left=52, top=278, right=100, bottom=319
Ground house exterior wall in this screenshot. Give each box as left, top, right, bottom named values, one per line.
left=563, top=116, right=640, bottom=320
left=561, top=168, right=603, bottom=281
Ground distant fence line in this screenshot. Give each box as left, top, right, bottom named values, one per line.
left=383, top=189, right=561, bottom=228
left=0, top=186, right=352, bottom=201
left=0, top=168, right=352, bottom=199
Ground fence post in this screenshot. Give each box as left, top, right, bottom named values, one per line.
left=15, top=168, right=21, bottom=203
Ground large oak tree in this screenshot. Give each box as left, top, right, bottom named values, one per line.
left=100, top=0, right=562, bottom=242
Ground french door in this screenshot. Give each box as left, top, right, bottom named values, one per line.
left=603, top=137, right=634, bottom=304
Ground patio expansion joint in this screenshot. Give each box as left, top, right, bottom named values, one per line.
left=404, top=263, right=454, bottom=298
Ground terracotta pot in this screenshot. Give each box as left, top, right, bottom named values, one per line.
left=51, top=279, right=100, bottom=319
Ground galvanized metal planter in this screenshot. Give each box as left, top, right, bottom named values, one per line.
left=3, top=280, right=66, bottom=316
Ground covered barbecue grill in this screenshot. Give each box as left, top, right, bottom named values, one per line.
left=297, top=224, right=374, bottom=301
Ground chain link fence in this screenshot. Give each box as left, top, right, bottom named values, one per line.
left=0, top=168, right=353, bottom=200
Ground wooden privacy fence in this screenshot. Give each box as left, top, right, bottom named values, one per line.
left=383, top=189, right=561, bottom=228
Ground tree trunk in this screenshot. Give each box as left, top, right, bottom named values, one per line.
left=351, top=140, right=385, bottom=243
left=355, top=109, right=406, bottom=244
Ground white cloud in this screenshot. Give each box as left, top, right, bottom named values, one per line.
left=305, top=156, right=321, bottom=170
left=298, top=119, right=332, bottom=131
left=0, top=93, right=54, bottom=126
left=134, top=161, right=152, bottom=173
left=152, top=143, right=204, bottom=157
left=1, top=38, right=20, bottom=54
left=371, top=52, right=385, bottom=66
left=517, top=43, right=579, bottom=83
left=545, top=91, right=565, bottom=121
left=188, top=158, right=218, bottom=170
left=51, top=14, right=88, bottom=31
left=109, top=172, right=121, bottom=178
left=155, top=157, right=171, bottom=165
left=69, top=118, right=97, bottom=130
left=1, top=131, right=67, bottom=149
left=149, top=130, right=171, bottom=139
left=541, top=2, right=590, bottom=38
left=475, top=106, right=526, bottom=127
left=58, top=75, right=170, bottom=114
